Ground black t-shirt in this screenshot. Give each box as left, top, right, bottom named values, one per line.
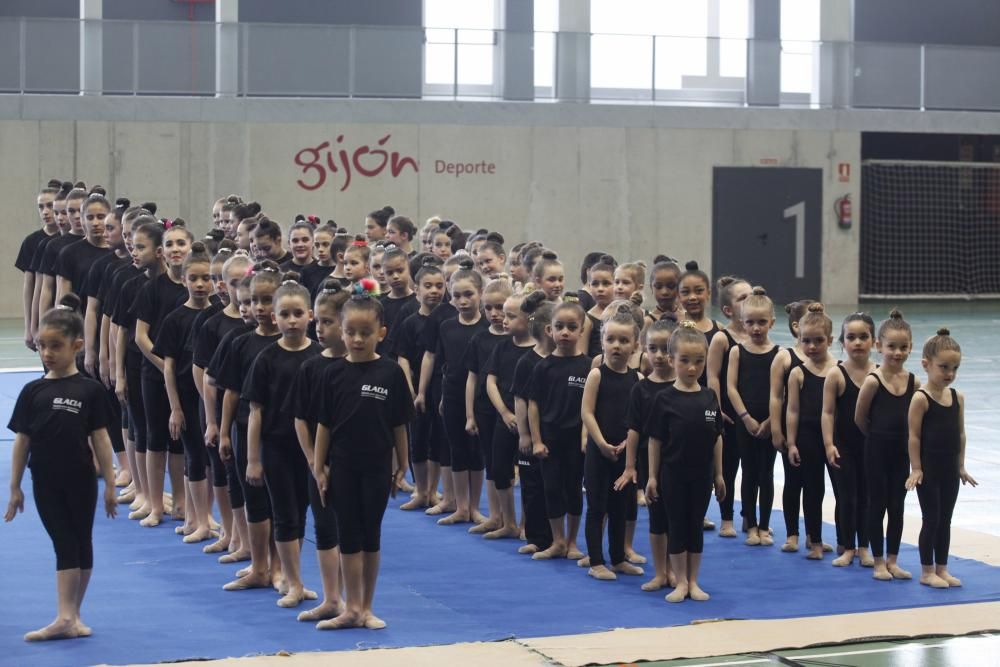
left=436, top=315, right=490, bottom=390
left=243, top=341, right=322, bottom=442
left=319, top=357, right=414, bottom=465
left=28, top=234, right=56, bottom=273
left=378, top=292, right=417, bottom=356
left=7, top=374, right=111, bottom=475
left=384, top=299, right=421, bottom=360
left=204, top=320, right=255, bottom=419
left=193, top=309, right=244, bottom=369
left=112, top=273, right=149, bottom=358
left=40, top=233, right=84, bottom=276
left=419, top=301, right=457, bottom=358
left=302, top=263, right=334, bottom=299
left=625, top=377, right=672, bottom=450
left=131, top=273, right=187, bottom=375
left=287, top=354, right=344, bottom=427
left=88, top=252, right=125, bottom=311
left=527, top=354, right=592, bottom=433
left=55, top=240, right=110, bottom=307
left=185, top=300, right=224, bottom=356
left=647, top=385, right=723, bottom=473
left=464, top=329, right=507, bottom=413
left=102, top=262, right=140, bottom=319
left=591, top=365, right=639, bottom=446
left=511, top=349, right=544, bottom=401
left=215, top=330, right=281, bottom=423
left=484, top=338, right=535, bottom=413
left=15, top=229, right=51, bottom=272
left=152, top=305, right=204, bottom=393
left=577, top=289, right=596, bottom=313
left=394, top=309, right=429, bottom=389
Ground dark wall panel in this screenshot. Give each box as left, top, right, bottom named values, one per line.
left=104, top=0, right=214, bottom=22
left=238, top=0, right=421, bottom=26
left=855, top=0, right=1000, bottom=47
left=0, top=0, right=77, bottom=18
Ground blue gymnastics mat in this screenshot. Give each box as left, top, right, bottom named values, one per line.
left=0, top=371, right=998, bottom=667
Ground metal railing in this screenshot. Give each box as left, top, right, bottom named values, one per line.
left=2, top=17, right=999, bottom=111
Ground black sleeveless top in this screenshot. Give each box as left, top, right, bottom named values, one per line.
left=698, top=321, right=721, bottom=387
left=718, top=329, right=737, bottom=418
left=867, top=372, right=915, bottom=439
left=797, top=365, right=826, bottom=429
left=591, top=364, right=639, bottom=446
left=780, top=347, right=806, bottom=433
left=586, top=312, right=603, bottom=358
left=736, top=344, right=779, bottom=421
left=918, top=388, right=960, bottom=464
left=834, top=364, right=866, bottom=450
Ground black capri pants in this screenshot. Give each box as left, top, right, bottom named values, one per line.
left=179, top=392, right=208, bottom=482
left=33, top=467, right=98, bottom=570
left=442, top=385, right=484, bottom=473
left=199, top=401, right=228, bottom=488
left=308, top=475, right=339, bottom=551
left=142, top=373, right=182, bottom=455
left=125, top=357, right=147, bottom=453
left=476, top=407, right=497, bottom=481
left=224, top=422, right=245, bottom=509
left=518, top=453, right=553, bottom=550
left=540, top=426, right=584, bottom=519
left=425, top=378, right=450, bottom=467
left=409, top=402, right=434, bottom=465
left=234, top=420, right=272, bottom=524
left=491, top=415, right=518, bottom=490
left=663, top=466, right=713, bottom=554
left=330, top=452, right=393, bottom=555
left=105, top=385, right=125, bottom=454
left=262, top=439, right=309, bottom=543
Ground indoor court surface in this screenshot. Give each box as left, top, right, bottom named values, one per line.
left=1, top=304, right=998, bottom=667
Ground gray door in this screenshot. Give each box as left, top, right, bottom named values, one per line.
left=712, top=167, right=822, bottom=305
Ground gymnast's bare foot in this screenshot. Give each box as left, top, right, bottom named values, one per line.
left=362, top=611, right=387, bottom=630
left=471, top=510, right=487, bottom=525
left=576, top=556, right=590, bottom=568
left=745, top=527, right=761, bottom=546
left=277, top=587, right=318, bottom=608
left=832, top=549, right=855, bottom=567
left=399, top=494, right=429, bottom=510
left=859, top=548, right=875, bottom=568
left=719, top=520, right=737, bottom=538
left=469, top=519, right=499, bottom=534
left=183, top=526, right=214, bottom=544
left=218, top=549, right=251, bottom=564
left=437, top=510, right=470, bottom=525
left=128, top=503, right=151, bottom=520
left=688, top=582, right=710, bottom=601
left=139, top=511, right=163, bottom=527
left=484, top=525, right=520, bottom=539
left=613, top=562, right=644, bottom=576
left=806, top=545, right=824, bottom=560
left=223, top=571, right=271, bottom=591
left=316, top=609, right=364, bottom=630
left=203, top=535, right=231, bottom=554
left=24, top=618, right=83, bottom=642
left=887, top=562, right=912, bottom=580
left=641, top=575, right=670, bottom=591
left=532, top=542, right=568, bottom=560
left=297, top=601, right=345, bottom=622
left=518, top=543, right=539, bottom=555
left=666, top=583, right=688, bottom=603
left=74, top=619, right=92, bottom=637
left=781, top=535, right=799, bottom=552
left=920, top=572, right=949, bottom=588
left=425, top=500, right=455, bottom=516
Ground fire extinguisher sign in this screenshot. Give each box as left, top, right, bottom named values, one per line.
left=838, top=162, right=851, bottom=183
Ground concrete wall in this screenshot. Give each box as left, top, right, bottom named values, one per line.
left=0, top=102, right=866, bottom=317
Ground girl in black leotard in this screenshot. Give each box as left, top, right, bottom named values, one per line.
left=906, top=328, right=976, bottom=589
left=785, top=304, right=838, bottom=561
left=822, top=312, right=877, bottom=568
left=579, top=255, right=616, bottom=357
left=855, top=309, right=920, bottom=582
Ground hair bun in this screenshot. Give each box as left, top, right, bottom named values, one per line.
left=629, top=291, right=643, bottom=306
left=485, top=231, right=504, bottom=244
left=888, top=308, right=904, bottom=320
left=456, top=257, right=475, bottom=271
left=115, top=197, right=130, bottom=209
left=540, top=250, right=558, bottom=261
left=253, top=259, right=280, bottom=273
left=58, top=293, right=82, bottom=312
left=142, top=202, right=158, bottom=215
left=521, top=290, right=547, bottom=313
left=752, top=286, right=767, bottom=296
left=281, top=271, right=301, bottom=284
left=170, top=217, right=187, bottom=228
left=73, top=181, right=87, bottom=190
left=321, top=279, right=344, bottom=294
left=936, top=327, right=950, bottom=336
left=653, top=254, right=678, bottom=265
left=90, top=185, right=106, bottom=196
left=807, top=302, right=825, bottom=313
left=685, top=260, right=699, bottom=271
left=382, top=206, right=395, bottom=215
left=47, top=178, right=63, bottom=189
left=635, top=260, right=648, bottom=270
left=189, top=241, right=207, bottom=254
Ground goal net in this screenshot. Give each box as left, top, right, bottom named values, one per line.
left=860, top=160, right=1000, bottom=299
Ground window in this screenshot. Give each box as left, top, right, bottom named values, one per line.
left=780, top=0, right=820, bottom=95
left=424, top=0, right=496, bottom=90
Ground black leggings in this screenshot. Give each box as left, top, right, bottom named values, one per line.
left=105, top=385, right=125, bottom=453
left=476, top=407, right=497, bottom=481
left=540, top=426, right=584, bottom=519
left=33, top=467, right=97, bottom=570
left=584, top=441, right=628, bottom=567
left=308, top=474, right=339, bottom=551
left=442, top=386, right=483, bottom=473
left=738, top=424, right=777, bottom=530
left=797, top=424, right=827, bottom=545
left=262, top=440, right=309, bottom=543
left=916, top=465, right=959, bottom=566
left=224, top=422, right=245, bottom=509
left=781, top=449, right=804, bottom=537
left=718, top=422, right=741, bottom=521
left=142, top=374, right=182, bottom=455
left=409, top=405, right=434, bottom=465
left=330, top=453, right=392, bottom=554
left=626, top=442, right=646, bottom=523
left=865, top=434, right=909, bottom=558
left=517, top=453, right=552, bottom=550
left=125, top=357, right=147, bottom=453
left=199, top=402, right=227, bottom=488
left=234, top=421, right=272, bottom=524
left=491, top=415, right=518, bottom=490
left=179, top=393, right=208, bottom=482
left=832, top=438, right=868, bottom=550
left=663, top=467, right=713, bottom=554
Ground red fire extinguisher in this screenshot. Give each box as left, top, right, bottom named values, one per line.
left=836, top=194, right=852, bottom=229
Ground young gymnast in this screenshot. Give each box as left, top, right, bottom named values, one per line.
left=313, top=281, right=412, bottom=630
left=252, top=218, right=291, bottom=265
left=677, top=261, right=721, bottom=388
left=483, top=289, right=536, bottom=539
left=365, top=206, right=394, bottom=243
left=6, top=294, right=117, bottom=641
left=377, top=244, right=416, bottom=356
left=475, top=235, right=506, bottom=280
left=244, top=277, right=322, bottom=608
left=616, top=317, right=679, bottom=591
left=646, top=323, right=725, bottom=603
left=785, top=304, right=838, bottom=560
left=822, top=312, right=876, bottom=568
left=284, top=221, right=315, bottom=271
left=132, top=221, right=192, bottom=528
left=290, top=280, right=351, bottom=621
left=511, top=291, right=555, bottom=554
left=343, top=236, right=372, bottom=284
left=385, top=215, right=417, bottom=257
left=528, top=295, right=591, bottom=560
left=435, top=260, right=489, bottom=525
left=581, top=306, right=643, bottom=580
left=580, top=255, right=616, bottom=357
left=532, top=251, right=565, bottom=302
left=706, top=276, right=752, bottom=538
left=906, top=328, right=977, bottom=588
left=156, top=242, right=216, bottom=542
left=16, top=183, right=58, bottom=349
left=38, top=185, right=87, bottom=317
left=217, top=262, right=283, bottom=591
left=855, top=309, right=919, bottom=581
left=645, top=256, right=684, bottom=325
left=396, top=261, right=446, bottom=510
left=727, top=287, right=779, bottom=547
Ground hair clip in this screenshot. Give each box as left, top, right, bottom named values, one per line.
left=217, top=247, right=233, bottom=254
left=55, top=304, right=74, bottom=311
left=260, top=266, right=279, bottom=273
left=679, top=320, right=697, bottom=329
left=352, top=239, right=368, bottom=247
left=245, top=267, right=255, bottom=277
left=562, top=294, right=580, bottom=304
left=351, top=277, right=380, bottom=299
left=307, top=215, right=319, bottom=225
left=163, top=219, right=173, bottom=229
left=321, top=284, right=343, bottom=295
left=281, top=279, right=297, bottom=286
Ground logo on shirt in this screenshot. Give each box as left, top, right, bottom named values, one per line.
left=52, top=397, right=83, bottom=414
left=705, top=409, right=717, bottom=424
left=361, top=384, right=389, bottom=401
left=568, top=376, right=587, bottom=389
